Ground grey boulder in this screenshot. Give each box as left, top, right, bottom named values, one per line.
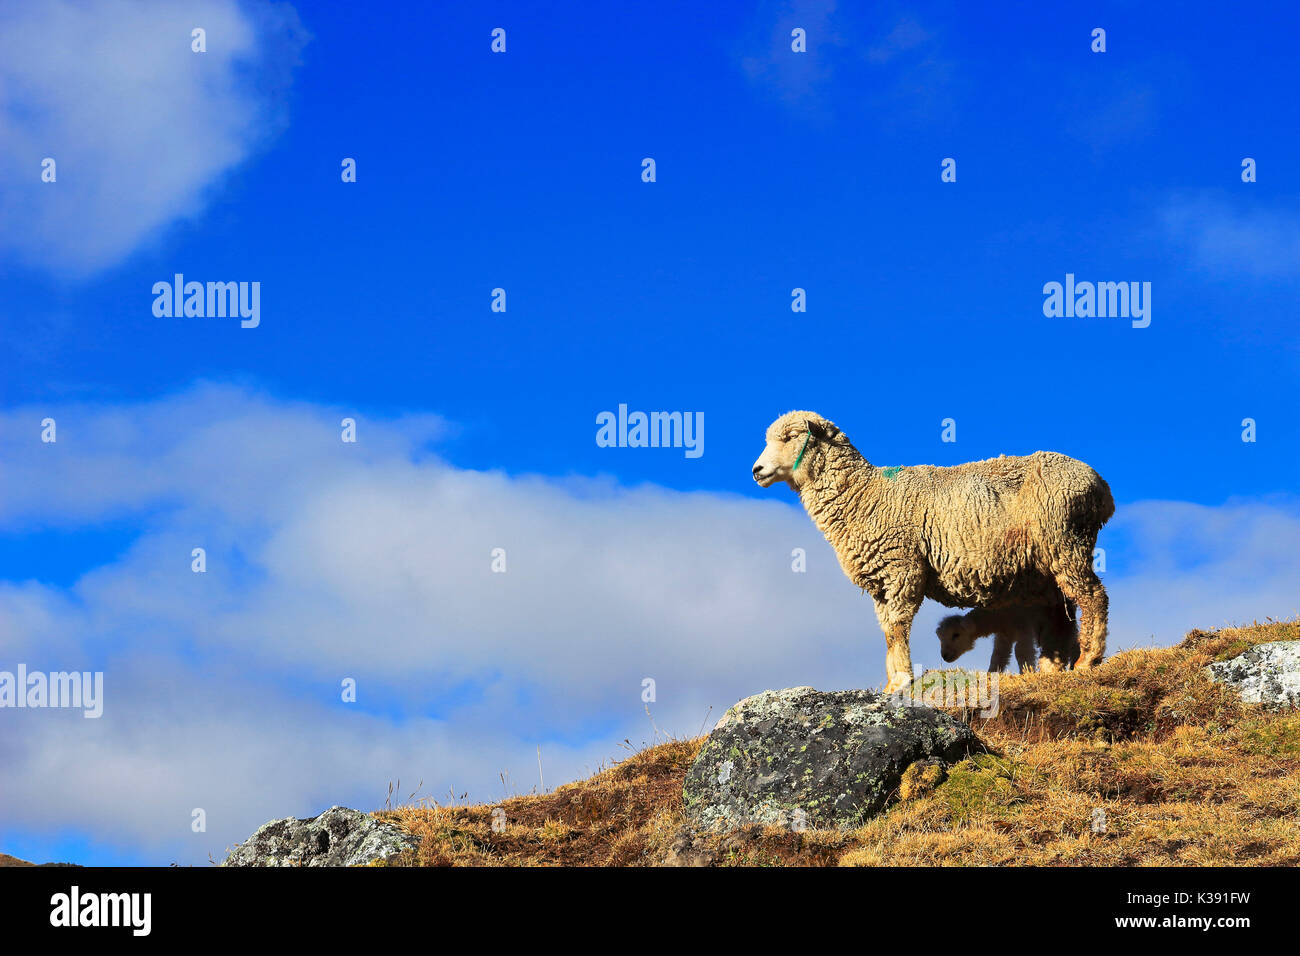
left=1206, top=640, right=1300, bottom=710
left=222, top=805, right=419, bottom=867
left=683, top=686, right=977, bottom=831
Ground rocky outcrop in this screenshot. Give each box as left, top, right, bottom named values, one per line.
left=682, top=686, right=978, bottom=831
left=1207, top=641, right=1300, bottom=710
left=222, top=806, right=419, bottom=867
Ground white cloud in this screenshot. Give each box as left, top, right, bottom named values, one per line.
left=0, top=0, right=306, bottom=276
left=737, top=2, right=952, bottom=124
left=1105, top=498, right=1300, bottom=645
left=739, top=0, right=845, bottom=105
left=1, top=385, right=1297, bottom=863
left=1160, top=194, right=1300, bottom=280
left=0, top=384, right=875, bottom=862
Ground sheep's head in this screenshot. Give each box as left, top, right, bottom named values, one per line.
left=752, top=411, right=844, bottom=488
left=936, top=614, right=980, bottom=663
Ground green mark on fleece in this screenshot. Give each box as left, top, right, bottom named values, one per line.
left=879, top=466, right=903, bottom=481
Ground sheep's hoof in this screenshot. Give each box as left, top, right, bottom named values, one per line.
left=883, top=673, right=912, bottom=695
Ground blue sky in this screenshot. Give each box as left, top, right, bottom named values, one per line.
left=2, top=0, right=1299, bottom=866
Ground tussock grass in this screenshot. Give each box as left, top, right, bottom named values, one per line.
left=380, top=620, right=1300, bottom=866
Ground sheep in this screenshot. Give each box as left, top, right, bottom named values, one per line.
left=751, top=411, right=1113, bottom=693
left=935, top=602, right=1080, bottom=673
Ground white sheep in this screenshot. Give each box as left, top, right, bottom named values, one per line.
left=752, top=411, right=1113, bottom=692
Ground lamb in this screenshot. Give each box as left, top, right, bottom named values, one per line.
left=935, top=603, right=1080, bottom=673
left=751, top=411, right=1113, bottom=693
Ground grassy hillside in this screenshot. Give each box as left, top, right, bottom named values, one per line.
left=380, top=620, right=1300, bottom=866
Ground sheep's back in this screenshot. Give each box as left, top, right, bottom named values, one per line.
left=893, top=451, right=1111, bottom=606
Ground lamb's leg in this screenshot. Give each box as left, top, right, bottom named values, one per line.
left=1038, top=652, right=1065, bottom=673
left=1036, top=615, right=1064, bottom=672
left=1055, top=565, right=1108, bottom=668
left=1013, top=630, right=1037, bottom=673
left=988, top=633, right=1012, bottom=672
left=1037, top=601, right=1077, bottom=672
left=873, top=593, right=920, bottom=694
left=1065, top=603, right=1081, bottom=667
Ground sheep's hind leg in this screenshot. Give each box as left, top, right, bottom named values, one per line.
left=1055, top=567, right=1108, bottom=668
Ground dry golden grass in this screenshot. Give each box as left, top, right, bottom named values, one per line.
left=377, top=739, right=701, bottom=866
left=379, top=620, right=1300, bottom=866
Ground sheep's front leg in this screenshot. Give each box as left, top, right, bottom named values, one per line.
left=872, top=594, right=920, bottom=694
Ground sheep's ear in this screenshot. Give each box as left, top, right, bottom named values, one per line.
left=806, top=418, right=841, bottom=442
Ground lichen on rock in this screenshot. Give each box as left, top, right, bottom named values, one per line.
left=222, top=805, right=419, bottom=867
left=1206, top=640, right=1300, bottom=710
left=682, top=686, right=978, bottom=831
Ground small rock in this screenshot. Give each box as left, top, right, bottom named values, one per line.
left=222, top=806, right=419, bottom=867
left=1206, top=641, right=1300, bottom=710
left=683, top=686, right=978, bottom=831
